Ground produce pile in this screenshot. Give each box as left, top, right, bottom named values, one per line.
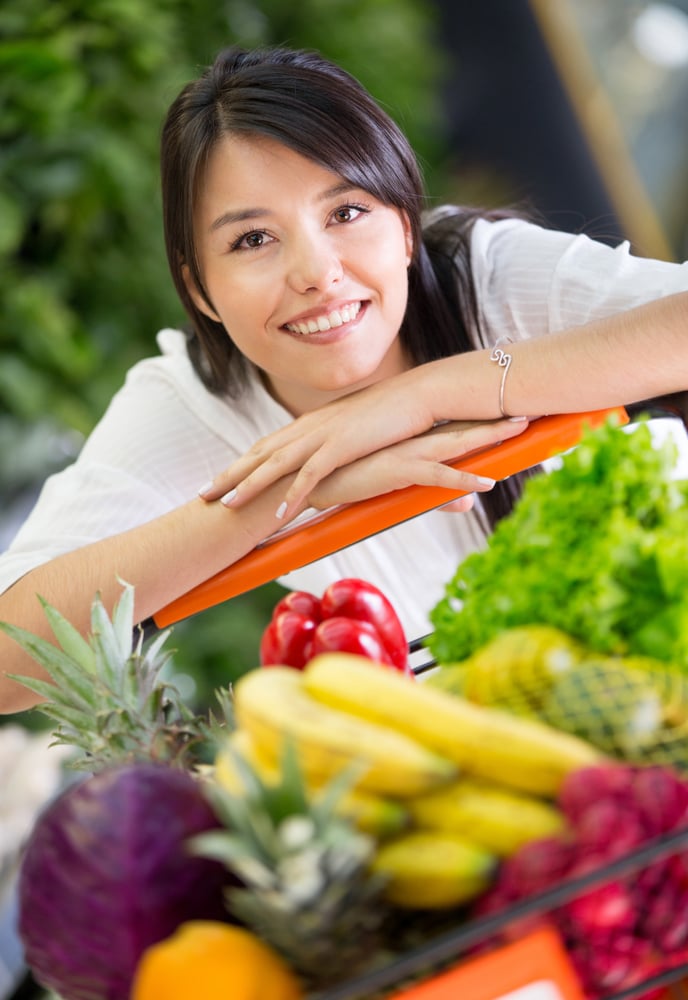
left=4, top=417, right=688, bottom=1000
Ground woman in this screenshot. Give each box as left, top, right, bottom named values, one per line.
left=0, top=45, right=686, bottom=713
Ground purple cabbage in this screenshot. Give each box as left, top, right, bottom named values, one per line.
left=19, top=763, right=231, bottom=1000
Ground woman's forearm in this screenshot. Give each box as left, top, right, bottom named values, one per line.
left=428, top=291, right=688, bottom=422
left=199, top=292, right=688, bottom=520
left=0, top=480, right=295, bottom=714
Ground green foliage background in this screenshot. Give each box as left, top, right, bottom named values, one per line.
left=0, top=0, right=447, bottom=710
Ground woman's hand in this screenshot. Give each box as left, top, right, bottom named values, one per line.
left=201, top=413, right=529, bottom=519
left=200, top=367, right=441, bottom=517
left=307, top=418, right=529, bottom=509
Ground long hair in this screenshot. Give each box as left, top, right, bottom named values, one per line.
left=160, top=45, right=529, bottom=525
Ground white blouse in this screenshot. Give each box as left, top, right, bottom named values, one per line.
left=1, top=216, right=686, bottom=639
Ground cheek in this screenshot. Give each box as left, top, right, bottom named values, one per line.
left=355, top=236, right=409, bottom=296
left=206, top=269, right=273, bottom=324
left=380, top=248, right=411, bottom=314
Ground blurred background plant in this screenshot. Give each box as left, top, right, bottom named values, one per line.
left=2, top=0, right=688, bottom=718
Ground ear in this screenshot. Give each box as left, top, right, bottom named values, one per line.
left=182, top=263, right=222, bottom=323
left=401, top=211, right=414, bottom=267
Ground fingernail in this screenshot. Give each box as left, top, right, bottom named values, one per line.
left=509, top=415, right=528, bottom=422
left=198, top=481, right=214, bottom=497
left=220, top=488, right=237, bottom=507
left=476, top=476, right=496, bottom=488
left=275, top=501, right=288, bottom=520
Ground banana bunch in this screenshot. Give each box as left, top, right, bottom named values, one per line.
left=222, top=654, right=596, bottom=909
left=301, top=652, right=602, bottom=796
left=368, top=777, right=566, bottom=909
left=232, top=665, right=457, bottom=798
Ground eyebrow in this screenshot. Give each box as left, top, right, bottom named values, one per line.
left=208, top=181, right=359, bottom=233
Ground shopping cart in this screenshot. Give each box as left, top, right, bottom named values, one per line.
left=144, top=405, right=688, bottom=1000
left=12, top=406, right=688, bottom=1000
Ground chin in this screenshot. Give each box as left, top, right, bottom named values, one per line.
left=323, top=359, right=388, bottom=391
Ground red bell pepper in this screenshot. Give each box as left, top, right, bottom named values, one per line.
left=259, top=578, right=410, bottom=674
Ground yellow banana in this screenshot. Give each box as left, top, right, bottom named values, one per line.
left=407, top=777, right=565, bottom=856
left=370, top=830, right=496, bottom=909
left=333, top=788, right=411, bottom=839
left=232, top=667, right=457, bottom=799
left=303, top=653, right=603, bottom=796
left=215, top=728, right=410, bottom=838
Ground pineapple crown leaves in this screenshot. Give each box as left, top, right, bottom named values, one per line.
left=191, top=739, right=374, bottom=886
left=191, top=741, right=388, bottom=985
left=0, top=580, right=213, bottom=770
left=202, top=685, right=239, bottom=750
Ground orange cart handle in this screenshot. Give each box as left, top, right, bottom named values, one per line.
left=153, top=407, right=627, bottom=627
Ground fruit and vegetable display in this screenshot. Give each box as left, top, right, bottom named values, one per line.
left=4, top=416, right=688, bottom=1000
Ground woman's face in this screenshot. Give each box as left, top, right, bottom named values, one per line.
left=188, top=135, right=414, bottom=415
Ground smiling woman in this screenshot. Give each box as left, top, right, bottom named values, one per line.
left=0, top=44, right=686, bottom=713
left=184, top=135, right=413, bottom=414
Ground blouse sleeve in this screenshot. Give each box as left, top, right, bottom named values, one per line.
left=0, top=333, right=247, bottom=596
left=469, top=217, right=688, bottom=349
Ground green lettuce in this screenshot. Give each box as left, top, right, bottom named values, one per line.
left=428, top=418, right=688, bottom=667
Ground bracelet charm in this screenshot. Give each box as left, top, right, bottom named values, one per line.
left=490, top=339, right=513, bottom=417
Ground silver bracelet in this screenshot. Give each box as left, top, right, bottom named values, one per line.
left=489, top=339, right=513, bottom=417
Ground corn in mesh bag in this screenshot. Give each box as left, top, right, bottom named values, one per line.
left=429, top=625, right=688, bottom=770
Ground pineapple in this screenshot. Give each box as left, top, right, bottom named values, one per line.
left=0, top=581, right=219, bottom=771
left=192, top=742, right=390, bottom=988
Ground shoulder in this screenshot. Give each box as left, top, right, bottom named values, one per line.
left=113, top=328, right=284, bottom=441
left=78, top=328, right=290, bottom=490
left=465, top=214, right=688, bottom=341
left=468, top=214, right=688, bottom=296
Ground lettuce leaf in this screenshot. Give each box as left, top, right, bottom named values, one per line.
left=428, top=419, right=688, bottom=667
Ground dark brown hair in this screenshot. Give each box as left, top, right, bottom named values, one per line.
left=160, top=45, right=527, bottom=524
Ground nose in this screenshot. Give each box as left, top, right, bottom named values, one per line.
left=286, top=233, right=343, bottom=293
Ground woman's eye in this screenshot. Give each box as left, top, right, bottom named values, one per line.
left=332, top=204, right=368, bottom=224
left=231, top=230, right=271, bottom=251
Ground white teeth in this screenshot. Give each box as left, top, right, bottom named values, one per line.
left=286, top=301, right=361, bottom=335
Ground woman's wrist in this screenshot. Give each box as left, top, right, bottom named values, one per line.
left=419, top=350, right=515, bottom=423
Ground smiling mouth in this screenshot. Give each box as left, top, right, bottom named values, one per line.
left=284, top=301, right=362, bottom=335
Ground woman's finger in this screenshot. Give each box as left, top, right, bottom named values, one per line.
left=308, top=453, right=497, bottom=509
left=197, top=431, right=323, bottom=504
left=439, top=496, right=476, bottom=513
left=198, top=377, right=436, bottom=504
left=291, top=415, right=529, bottom=516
